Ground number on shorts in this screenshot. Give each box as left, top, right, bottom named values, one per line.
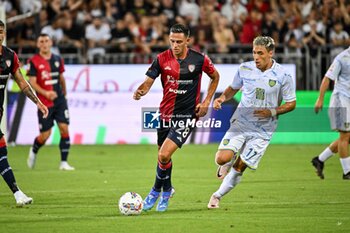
left=176, top=127, right=190, bottom=139
left=64, top=109, right=70, bottom=119
left=182, top=127, right=190, bottom=138
left=246, top=148, right=257, bottom=160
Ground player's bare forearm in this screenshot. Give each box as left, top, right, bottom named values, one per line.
left=195, top=71, right=219, bottom=117
left=23, top=85, right=41, bottom=103
left=13, top=70, right=39, bottom=104
left=29, top=76, right=57, bottom=100
left=60, top=74, right=67, bottom=96
left=254, top=101, right=296, bottom=118
left=133, top=77, right=155, bottom=100
left=276, top=101, right=296, bottom=115
left=317, top=77, right=331, bottom=101
left=213, top=86, right=239, bottom=110
left=22, top=85, right=49, bottom=118
left=29, top=77, right=46, bottom=96
left=221, top=86, right=239, bottom=102
left=203, top=70, right=220, bottom=104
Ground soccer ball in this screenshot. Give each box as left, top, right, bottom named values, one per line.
left=118, top=192, right=143, bottom=215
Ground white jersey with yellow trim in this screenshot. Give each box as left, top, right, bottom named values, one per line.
left=229, top=60, right=296, bottom=139
left=325, top=47, right=350, bottom=98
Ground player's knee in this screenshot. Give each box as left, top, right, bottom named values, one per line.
left=60, top=132, right=70, bottom=139
left=58, top=123, right=69, bottom=135
left=158, top=151, right=171, bottom=164
left=215, top=151, right=233, bottom=165
left=38, top=134, right=49, bottom=144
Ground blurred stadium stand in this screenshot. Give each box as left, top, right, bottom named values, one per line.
left=2, top=0, right=350, bottom=90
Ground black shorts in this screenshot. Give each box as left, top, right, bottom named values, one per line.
left=157, top=118, right=195, bottom=148
left=38, top=97, right=69, bottom=132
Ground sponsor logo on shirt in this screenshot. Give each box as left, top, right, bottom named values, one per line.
left=41, top=71, right=60, bottom=79
left=44, top=79, right=59, bottom=85
left=169, top=88, right=187, bottom=94
left=240, top=65, right=253, bottom=71
left=167, top=75, right=193, bottom=85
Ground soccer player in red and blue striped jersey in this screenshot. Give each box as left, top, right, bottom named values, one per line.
left=0, top=20, right=48, bottom=206
left=27, top=34, right=74, bottom=171
left=133, top=24, right=220, bottom=212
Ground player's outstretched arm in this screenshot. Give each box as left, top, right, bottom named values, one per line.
left=315, top=76, right=331, bottom=114
left=133, top=77, right=155, bottom=100
left=13, top=69, right=49, bottom=118
left=196, top=70, right=220, bottom=117
left=213, top=86, right=239, bottom=110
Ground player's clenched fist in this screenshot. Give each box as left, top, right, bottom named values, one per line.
left=133, top=90, right=144, bottom=100
left=213, top=97, right=224, bottom=110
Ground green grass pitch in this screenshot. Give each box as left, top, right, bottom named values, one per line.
left=0, top=144, right=349, bottom=233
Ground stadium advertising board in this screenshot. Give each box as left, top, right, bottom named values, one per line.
left=8, top=64, right=336, bottom=145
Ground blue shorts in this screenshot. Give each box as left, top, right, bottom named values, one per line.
left=38, top=97, right=69, bottom=132
left=157, top=118, right=195, bottom=148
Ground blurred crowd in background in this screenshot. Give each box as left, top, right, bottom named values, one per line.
left=2, top=0, right=350, bottom=89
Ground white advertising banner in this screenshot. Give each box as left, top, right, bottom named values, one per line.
left=16, top=92, right=162, bottom=145
left=10, top=64, right=296, bottom=145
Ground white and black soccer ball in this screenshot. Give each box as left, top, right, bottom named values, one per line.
left=118, top=192, right=143, bottom=215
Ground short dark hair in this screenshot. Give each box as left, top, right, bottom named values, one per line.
left=37, top=33, right=51, bottom=39
left=170, top=24, right=190, bottom=37
left=0, top=20, right=5, bottom=28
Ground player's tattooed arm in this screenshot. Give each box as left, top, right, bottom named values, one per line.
left=13, top=69, right=49, bottom=118
left=13, top=69, right=39, bottom=103
left=22, top=85, right=39, bottom=103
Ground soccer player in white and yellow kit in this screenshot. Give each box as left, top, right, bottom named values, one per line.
left=207, top=36, right=296, bottom=209
left=312, top=46, right=350, bottom=180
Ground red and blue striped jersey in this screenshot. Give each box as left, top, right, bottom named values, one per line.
left=0, top=45, right=20, bottom=122
left=146, top=48, right=216, bottom=121
left=28, top=53, right=65, bottom=107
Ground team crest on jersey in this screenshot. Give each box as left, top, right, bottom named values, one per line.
left=223, top=139, right=230, bottom=146
left=188, top=64, right=195, bottom=72
left=5, top=60, right=11, bottom=67
left=54, top=61, right=59, bottom=68
left=268, top=79, right=276, bottom=87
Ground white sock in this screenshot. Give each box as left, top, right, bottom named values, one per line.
left=318, top=147, right=334, bottom=162
left=340, top=157, right=350, bottom=174
left=214, top=168, right=242, bottom=198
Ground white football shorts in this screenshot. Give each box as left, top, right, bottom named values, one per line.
left=218, top=123, right=271, bottom=169
left=329, top=93, right=350, bottom=132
